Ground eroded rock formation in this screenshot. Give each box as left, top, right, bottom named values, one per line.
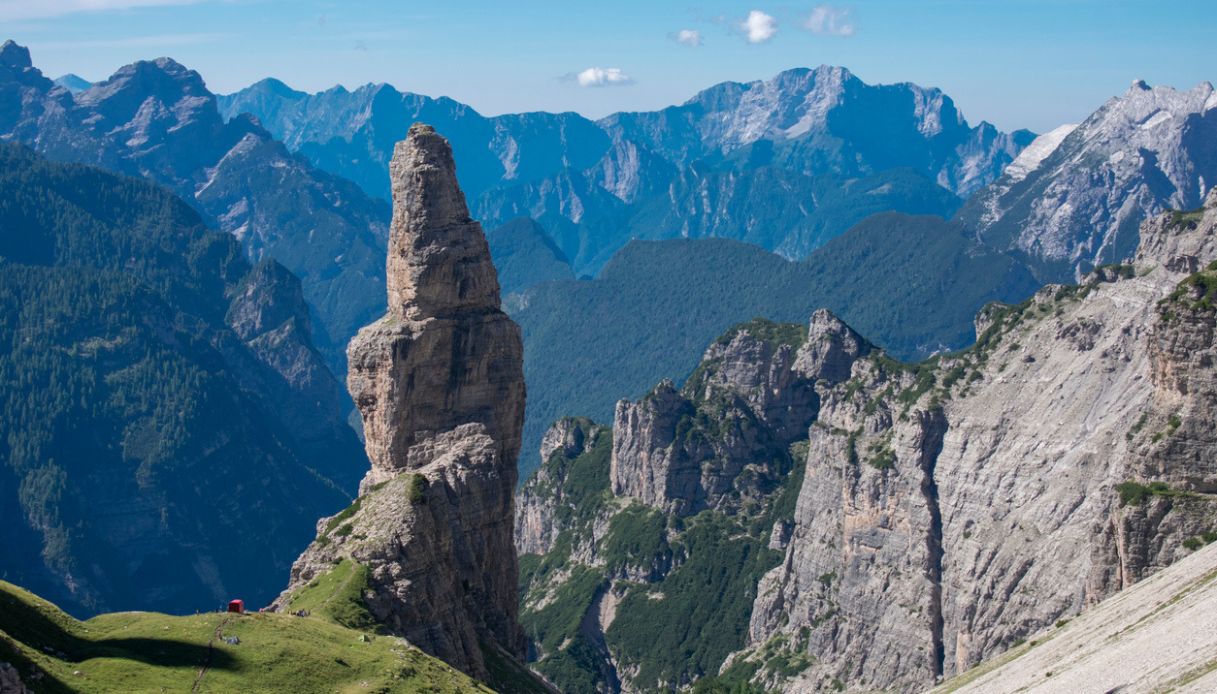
left=515, top=193, right=1217, bottom=694
left=275, top=123, right=525, bottom=679
left=746, top=190, right=1217, bottom=692
left=610, top=314, right=865, bottom=516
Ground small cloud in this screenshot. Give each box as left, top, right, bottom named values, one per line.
left=671, top=29, right=703, bottom=47
left=567, top=67, right=634, bottom=88
left=805, top=5, right=855, bottom=36
left=739, top=10, right=777, bottom=44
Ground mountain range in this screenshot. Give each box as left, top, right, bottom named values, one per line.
left=218, top=65, right=1031, bottom=272
left=11, top=36, right=1216, bottom=479
left=0, top=40, right=389, bottom=375
left=515, top=191, right=1217, bottom=692
left=1, top=30, right=1216, bottom=694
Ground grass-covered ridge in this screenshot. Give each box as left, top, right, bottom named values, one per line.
left=0, top=579, right=492, bottom=693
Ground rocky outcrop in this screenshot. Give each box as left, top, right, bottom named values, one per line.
left=276, top=124, right=526, bottom=680
left=610, top=316, right=865, bottom=516
left=0, top=663, right=31, bottom=694
left=928, top=540, right=1217, bottom=693
left=516, top=417, right=607, bottom=556
left=349, top=125, right=523, bottom=491
left=744, top=191, right=1217, bottom=692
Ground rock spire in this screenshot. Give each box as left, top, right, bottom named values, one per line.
left=276, top=123, right=527, bottom=679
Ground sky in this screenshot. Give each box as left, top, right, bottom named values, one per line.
left=3, top=0, right=1215, bottom=133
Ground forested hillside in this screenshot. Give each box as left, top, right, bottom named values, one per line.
left=0, top=144, right=364, bottom=616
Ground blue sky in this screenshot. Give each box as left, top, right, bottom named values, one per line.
left=3, top=0, right=1214, bottom=133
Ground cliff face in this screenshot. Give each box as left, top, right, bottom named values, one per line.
left=609, top=314, right=863, bottom=516
left=516, top=193, right=1217, bottom=693
left=276, top=124, right=526, bottom=679
left=513, top=316, right=871, bottom=693
left=745, top=190, right=1217, bottom=692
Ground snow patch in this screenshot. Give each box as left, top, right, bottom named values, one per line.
left=1138, top=110, right=1172, bottom=130
left=1003, top=124, right=1077, bottom=184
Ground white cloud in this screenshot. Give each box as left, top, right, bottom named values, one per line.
left=574, top=67, right=634, bottom=88
left=672, top=29, right=703, bottom=47
left=739, top=10, right=777, bottom=44
left=0, top=0, right=204, bottom=21
left=805, top=5, right=855, bottom=37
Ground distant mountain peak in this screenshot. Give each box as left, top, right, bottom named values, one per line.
left=53, top=73, right=93, bottom=93
left=961, top=77, right=1217, bottom=278
left=249, top=76, right=304, bottom=98
left=77, top=56, right=213, bottom=112
left=0, top=40, right=31, bottom=69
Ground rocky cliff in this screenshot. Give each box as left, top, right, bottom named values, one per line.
left=928, top=539, right=1217, bottom=693
left=516, top=194, right=1217, bottom=693
left=743, top=189, right=1217, bottom=692
left=275, top=124, right=526, bottom=681
left=609, top=314, right=863, bottom=517
left=514, top=315, right=872, bottom=693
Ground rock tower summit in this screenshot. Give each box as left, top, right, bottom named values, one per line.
left=386, top=123, right=502, bottom=320
left=348, top=122, right=525, bottom=489
left=277, top=123, right=527, bottom=678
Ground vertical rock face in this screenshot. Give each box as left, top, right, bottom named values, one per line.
left=348, top=123, right=525, bottom=490
left=515, top=417, right=608, bottom=556
left=276, top=123, right=526, bottom=679
left=610, top=316, right=865, bottom=516
left=745, top=192, right=1217, bottom=692
left=384, top=125, right=502, bottom=320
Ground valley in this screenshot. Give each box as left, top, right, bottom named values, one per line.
left=1, top=7, right=1215, bottom=691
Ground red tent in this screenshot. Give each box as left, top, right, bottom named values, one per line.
left=227, top=599, right=245, bottom=614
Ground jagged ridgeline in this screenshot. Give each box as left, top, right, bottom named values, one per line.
left=515, top=312, right=869, bottom=692
left=0, top=143, right=364, bottom=616
left=516, top=193, right=1217, bottom=693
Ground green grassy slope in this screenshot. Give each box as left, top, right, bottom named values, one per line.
left=0, top=579, right=493, bottom=693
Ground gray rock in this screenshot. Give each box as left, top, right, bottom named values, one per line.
left=277, top=124, right=526, bottom=679
left=516, top=417, right=607, bottom=556
left=0, top=663, right=31, bottom=694
left=610, top=314, right=868, bottom=516
left=744, top=195, right=1217, bottom=692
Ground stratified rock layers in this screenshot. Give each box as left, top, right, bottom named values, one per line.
left=277, top=124, right=525, bottom=678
